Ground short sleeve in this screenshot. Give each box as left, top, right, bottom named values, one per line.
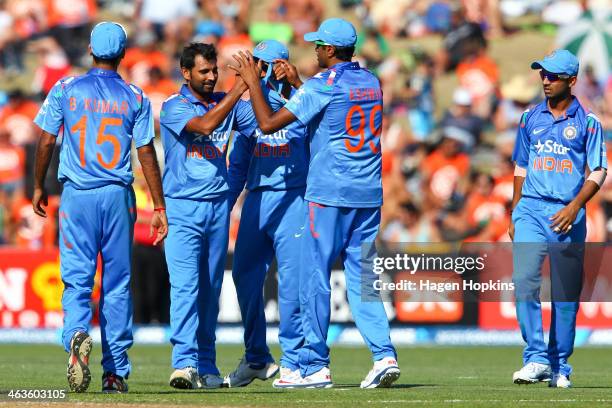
left=586, top=114, right=607, bottom=170
left=512, top=111, right=530, bottom=168
left=133, top=91, right=155, bottom=148
left=160, top=95, right=198, bottom=136
left=34, top=81, right=64, bottom=136
left=233, top=100, right=257, bottom=137
left=284, top=78, right=333, bottom=126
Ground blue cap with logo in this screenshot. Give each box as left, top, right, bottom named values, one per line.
left=90, top=22, right=127, bottom=59
left=253, top=40, right=289, bottom=63
left=304, top=18, right=357, bottom=47
left=531, top=49, right=579, bottom=76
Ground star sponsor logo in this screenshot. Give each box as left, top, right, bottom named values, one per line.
left=193, top=130, right=229, bottom=143
left=535, top=139, right=570, bottom=155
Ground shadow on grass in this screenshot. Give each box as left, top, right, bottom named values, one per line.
left=333, top=384, right=434, bottom=389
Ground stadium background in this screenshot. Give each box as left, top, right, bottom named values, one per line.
left=0, top=0, right=610, bottom=347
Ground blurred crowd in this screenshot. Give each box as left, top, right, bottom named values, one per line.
left=0, top=0, right=610, bottom=265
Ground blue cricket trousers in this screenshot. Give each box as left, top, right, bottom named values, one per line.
left=512, top=196, right=586, bottom=376
left=232, top=188, right=305, bottom=370
left=298, top=201, right=396, bottom=376
left=59, top=182, right=136, bottom=378
left=165, top=195, right=229, bottom=375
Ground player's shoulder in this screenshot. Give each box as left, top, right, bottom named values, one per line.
left=49, top=75, right=85, bottom=96
left=161, top=92, right=190, bottom=109
left=585, top=111, right=602, bottom=126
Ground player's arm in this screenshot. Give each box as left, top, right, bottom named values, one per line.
left=137, top=142, right=167, bottom=245
left=32, top=130, right=57, bottom=217
left=550, top=117, right=608, bottom=234
left=185, top=77, right=248, bottom=135
left=229, top=51, right=297, bottom=134
left=227, top=131, right=255, bottom=209
left=509, top=111, right=531, bottom=240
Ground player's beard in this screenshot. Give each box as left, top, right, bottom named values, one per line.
left=191, top=80, right=216, bottom=98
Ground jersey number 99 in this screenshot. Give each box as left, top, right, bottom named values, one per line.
left=344, top=104, right=382, bottom=154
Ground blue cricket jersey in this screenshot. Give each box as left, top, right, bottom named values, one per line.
left=34, top=68, right=155, bottom=189
left=284, top=61, right=383, bottom=208
left=160, top=84, right=258, bottom=200
left=228, top=82, right=309, bottom=194
left=512, top=97, right=607, bottom=204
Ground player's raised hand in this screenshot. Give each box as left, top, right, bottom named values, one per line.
left=549, top=203, right=579, bottom=234
left=274, top=59, right=302, bottom=88
left=228, top=51, right=261, bottom=88
left=233, top=74, right=248, bottom=94
left=150, top=210, right=168, bottom=246
left=32, top=186, right=48, bottom=218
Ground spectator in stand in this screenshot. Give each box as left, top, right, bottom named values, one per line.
left=435, top=4, right=486, bottom=73
left=381, top=200, right=440, bottom=242
left=142, top=66, right=178, bottom=127
left=494, top=75, right=540, bottom=134
left=28, top=36, right=72, bottom=97
left=267, top=0, right=323, bottom=44
left=0, top=126, right=25, bottom=198
left=0, top=0, right=46, bottom=75
left=44, top=0, right=97, bottom=66
left=455, top=43, right=500, bottom=118
left=121, top=28, right=171, bottom=88
left=0, top=89, right=39, bottom=146
left=135, top=0, right=197, bottom=56
left=462, top=0, right=504, bottom=37
left=444, top=172, right=509, bottom=242
left=10, top=191, right=57, bottom=249
left=202, top=0, right=250, bottom=35
left=574, top=65, right=605, bottom=115
left=440, top=87, right=483, bottom=147
left=421, top=129, right=471, bottom=210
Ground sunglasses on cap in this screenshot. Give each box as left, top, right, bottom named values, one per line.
left=314, top=40, right=332, bottom=48
left=539, top=70, right=571, bottom=82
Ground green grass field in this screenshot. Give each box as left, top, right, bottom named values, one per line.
left=1, top=344, right=612, bottom=407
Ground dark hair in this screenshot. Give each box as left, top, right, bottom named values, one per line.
left=92, top=50, right=124, bottom=67
left=334, top=45, right=355, bottom=61
left=180, top=43, right=217, bottom=69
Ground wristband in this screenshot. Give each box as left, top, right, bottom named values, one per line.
left=154, top=207, right=166, bottom=212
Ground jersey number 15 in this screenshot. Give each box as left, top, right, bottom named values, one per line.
left=70, top=116, right=122, bottom=169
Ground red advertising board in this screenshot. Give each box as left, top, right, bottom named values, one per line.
left=0, top=248, right=100, bottom=328
left=479, top=302, right=612, bottom=329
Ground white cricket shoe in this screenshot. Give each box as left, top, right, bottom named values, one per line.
left=272, top=367, right=302, bottom=388
left=199, top=373, right=225, bottom=389
left=224, top=357, right=279, bottom=387
left=360, top=357, right=401, bottom=389
left=512, top=362, right=552, bottom=384
left=169, top=367, right=199, bottom=389
left=549, top=373, right=571, bottom=388
left=279, top=367, right=333, bottom=389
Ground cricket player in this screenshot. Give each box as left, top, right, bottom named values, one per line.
left=159, top=43, right=257, bottom=389
left=510, top=50, right=607, bottom=388
left=224, top=40, right=308, bottom=388
left=32, top=22, right=168, bottom=393
left=230, top=18, right=399, bottom=389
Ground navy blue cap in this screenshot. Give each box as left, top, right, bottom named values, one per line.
left=90, top=22, right=127, bottom=59
left=531, top=49, right=579, bottom=76
left=304, top=18, right=357, bottom=47
left=253, top=40, right=289, bottom=62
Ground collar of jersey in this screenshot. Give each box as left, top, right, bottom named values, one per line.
left=539, top=96, right=580, bottom=117
left=328, top=61, right=360, bottom=71
left=87, top=68, right=121, bottom=78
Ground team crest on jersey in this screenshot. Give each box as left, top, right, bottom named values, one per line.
left=563, top=124, right=577, bottom=140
